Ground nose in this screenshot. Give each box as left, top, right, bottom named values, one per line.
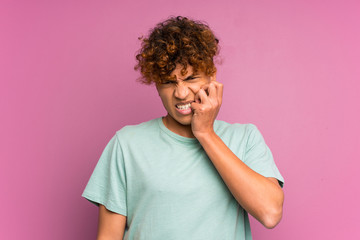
left=174, top=82, right=190, bottom=99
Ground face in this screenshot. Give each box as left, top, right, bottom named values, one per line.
left=156, top=64, right=215, bottom=131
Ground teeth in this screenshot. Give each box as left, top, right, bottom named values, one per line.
left=177, top=103, right=191, bottom=110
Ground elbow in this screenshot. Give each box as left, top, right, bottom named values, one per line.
left=262, top=209, right=282, bottom=229
left=262, top=208, right=283, bottom=229
left=261, top=185, right=284, bottom=229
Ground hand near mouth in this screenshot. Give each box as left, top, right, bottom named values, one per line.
left=191, top=80, right=223, bottom=139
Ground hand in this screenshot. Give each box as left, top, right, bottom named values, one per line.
left=190, top=80, right=223, bottom=138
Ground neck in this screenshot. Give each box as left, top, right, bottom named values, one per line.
left=162, top=115, right=195, bottom=138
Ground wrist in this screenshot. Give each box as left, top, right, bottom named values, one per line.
left=194, top=129, right=217, bottom=142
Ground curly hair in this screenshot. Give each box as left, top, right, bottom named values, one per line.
left=134, top=16, right=220, bottom=85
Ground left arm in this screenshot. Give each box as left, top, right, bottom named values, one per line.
left=191, top=81, right=284, bottom=229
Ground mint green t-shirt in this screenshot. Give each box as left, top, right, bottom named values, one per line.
left=82, top=118, right=284, bottom=240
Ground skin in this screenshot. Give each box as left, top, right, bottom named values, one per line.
left=97, top=63, right=284, bottom=239
left=97, top=205, right=126, bottom=240
left=156, top=64, right=215, bottom=138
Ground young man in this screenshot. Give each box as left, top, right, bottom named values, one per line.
left=82, top=16, right=284, bottom=240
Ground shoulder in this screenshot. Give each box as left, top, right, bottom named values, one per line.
left=114, top=118, right=160, bottom=143
left=214, top=119, right=258, bottom=137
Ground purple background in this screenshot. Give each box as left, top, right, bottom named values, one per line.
left=1, top=0, right=359, bottom=239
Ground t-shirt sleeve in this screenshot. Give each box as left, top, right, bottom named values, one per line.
left=243, top=124, right=284, bottom=188
left=81, top=133, right=127, bottom=216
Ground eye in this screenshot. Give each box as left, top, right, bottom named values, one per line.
left=162, top=80, right=176, bottom=85
left=184, top=76, right=199, bottom=81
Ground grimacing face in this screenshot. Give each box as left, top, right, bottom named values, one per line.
left=156, top=64, right=215, bottom=129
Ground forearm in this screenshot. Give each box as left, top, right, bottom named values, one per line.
left=197, top=131, right=284, bottom=228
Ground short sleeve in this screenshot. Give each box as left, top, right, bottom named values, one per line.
left=243, top=124, right=284, bottom=188
left=81, top=133, right=127, bottom=216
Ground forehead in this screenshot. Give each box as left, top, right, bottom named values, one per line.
left=170, top=64, right=197, bottom=79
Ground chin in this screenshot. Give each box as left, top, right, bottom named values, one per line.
left=178, top=119, right=192, bottom=126
left=172, top=114, right=193, bottom=126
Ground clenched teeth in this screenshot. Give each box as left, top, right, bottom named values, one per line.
left=176, top=103, right=191, bottom=110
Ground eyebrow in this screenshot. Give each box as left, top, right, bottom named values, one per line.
left=167, top=74, right=199, bottom=82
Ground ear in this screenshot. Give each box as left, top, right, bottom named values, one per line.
left=210, top=74, right=217, bottom=82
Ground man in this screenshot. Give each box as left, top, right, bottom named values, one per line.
left=82, top=16, right=284, bottom=240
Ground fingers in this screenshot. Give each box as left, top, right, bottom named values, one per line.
left=192, top=83, right=221, bottom=111
left=192, top=88, right=209, bottom=113
left=208, top=82, right=217, bottom=99
left=191, top=101, right=201, bottom=112
left=205, top=81, right=223, bottom=105
left=198, top=82, right=223, bottom=103
left=196, top=88, right=210, bottom=105
left=213, top=81, right=223, bottom=105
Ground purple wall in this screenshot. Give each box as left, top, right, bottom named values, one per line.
left=1, top=0, right=359, bottom=239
